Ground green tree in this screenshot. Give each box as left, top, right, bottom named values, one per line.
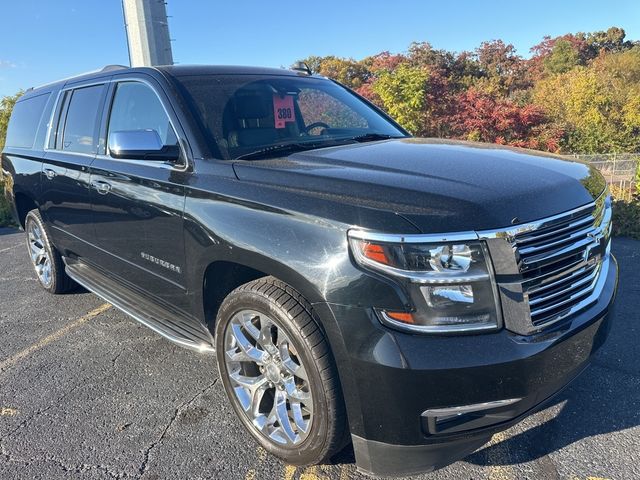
left=533, top=54, right=640, bottom=153
left=585, top=27, right=630, bottom=54
left=473, top=40, right=527, bottom=95
left=297, top=56, right=370, bottom=89
left=544, top=39, right=580, bottom=74
left=371, top=64, right=429, bottom=134
left=0, top=92, right=22, bottom=150
left=1, top=92, right=22, bottom=227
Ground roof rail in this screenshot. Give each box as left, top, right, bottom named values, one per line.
left=101, top=64, right=129, bottom=72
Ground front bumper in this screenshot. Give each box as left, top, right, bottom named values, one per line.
left=321, top=255, right=618, bottom=477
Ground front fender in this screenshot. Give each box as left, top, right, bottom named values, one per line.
left=182, top=179, right=415, bottom=321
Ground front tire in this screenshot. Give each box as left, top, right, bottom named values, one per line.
left=24, top=209, right=75, bottom=294
left=215, top=277, right=347, bottom=466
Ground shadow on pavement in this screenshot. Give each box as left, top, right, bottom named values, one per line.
left=0, top=226, right=19, bottom=236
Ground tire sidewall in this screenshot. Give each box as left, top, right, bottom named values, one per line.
left=215, top=289, right=332, bottom=465
left=25, top=210, right=58, bottom=292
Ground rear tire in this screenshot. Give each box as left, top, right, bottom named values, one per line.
left=215, top=276, right=347, bottom=466
left=24, top=209, right=75, bottom=294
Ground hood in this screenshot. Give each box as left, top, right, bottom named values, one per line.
left=232, top=138, right=605, bottom=233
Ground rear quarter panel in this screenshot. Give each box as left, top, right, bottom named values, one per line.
left=2, top=148, right=44, bottom=227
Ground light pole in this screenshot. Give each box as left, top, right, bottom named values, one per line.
left=122, top=0, right=174, bottom=67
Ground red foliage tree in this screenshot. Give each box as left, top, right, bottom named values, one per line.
left=448, top=88, right=563, bottom=151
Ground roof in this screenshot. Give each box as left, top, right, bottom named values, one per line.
left=155, top=64, right=312, bottom=77
left=25, top=64, right=318, bottom=96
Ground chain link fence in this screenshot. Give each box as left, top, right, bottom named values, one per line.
left=570, top=153, right=639, bottom=201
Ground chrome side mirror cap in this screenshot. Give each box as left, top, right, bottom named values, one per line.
left=109, top=130, right=180, bottom=162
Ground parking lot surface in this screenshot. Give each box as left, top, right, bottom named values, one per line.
left=0, top=226, right=638, bottom=480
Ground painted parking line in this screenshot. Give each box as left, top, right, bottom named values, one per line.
left=284, top=465, right=297, bottom=480
left=0, top=243, right=22, bottom=255
left=0, top=303, right=112, bottom=373
left=487, top=431, right=515, bottom=480
left=245, top=447, right=268, bottom=480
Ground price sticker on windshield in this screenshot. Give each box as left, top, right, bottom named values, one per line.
left=273, top=94, right=295, bottom=129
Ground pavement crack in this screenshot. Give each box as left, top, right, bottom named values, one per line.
left=0, top=343, right=127, bottom=450
left=137, top=379, right=218, bottom=477
left=1, top=442, right=130, bottom=479
left=0, top=375, right=90, bottom=445
left=110, top=346, right=127, bottom=372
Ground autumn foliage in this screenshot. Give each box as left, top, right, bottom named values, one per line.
left=299, top=27, right=640, bottom=155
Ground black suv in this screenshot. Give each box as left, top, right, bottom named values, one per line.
left=1, top=65, right=617, bottom=477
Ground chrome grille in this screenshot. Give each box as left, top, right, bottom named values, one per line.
left=514, top=194, right=612, bottom=329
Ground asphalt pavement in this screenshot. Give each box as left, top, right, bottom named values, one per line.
left=0, top=226, right=638, bottom=480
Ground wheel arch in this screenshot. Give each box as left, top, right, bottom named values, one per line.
left=200, top=256, right=329, bottom=334
left=13, top=191, right=39, bottom=229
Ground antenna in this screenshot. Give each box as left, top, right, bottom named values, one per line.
left=101, top=65, right=129, bottom=72
left=290, top=62, right=312, bottom=76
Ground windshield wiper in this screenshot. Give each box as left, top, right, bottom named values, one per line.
left=235, top=134, right=402, bottom=160
left=235, top=139, right=355, bottom=160
left=350, top=133, right=404, bottom=143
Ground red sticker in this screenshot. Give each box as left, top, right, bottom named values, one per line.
left=273, top=94, right=295, bottom=128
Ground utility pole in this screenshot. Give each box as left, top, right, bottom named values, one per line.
left=122, top=0, right=174, bottom=67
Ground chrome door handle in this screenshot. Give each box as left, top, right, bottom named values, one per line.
left=44, top=168, right=57, bottom=180
left=91, top=180, right=112, bottom=195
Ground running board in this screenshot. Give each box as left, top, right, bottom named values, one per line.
left=65, top=259, right=215, bottom=354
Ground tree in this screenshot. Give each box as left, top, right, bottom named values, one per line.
left=0, top=92, right=22, bottom=151
left=298, top=56, right=370, bottom=89
left=529, top=34, right=590, bottom=80
left=449, top=88, right=563, bottom=151
left=585, top=27, right=629, bottom=54
left=0, top=92, right=22, bottom=227
left=300, top=27, right=639, bottom=155
left=473, top=40, right=528, bottom=94
left=544, top=39, right=580, bottom=75
left=371, top=64, right=429, bottom=134
left=533, top=64, right=640, bottom=153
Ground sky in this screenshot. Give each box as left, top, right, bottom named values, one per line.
left=1, top=0, right=639, bottom=96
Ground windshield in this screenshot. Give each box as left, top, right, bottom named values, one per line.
left=172, top=74, right=407, bottom=160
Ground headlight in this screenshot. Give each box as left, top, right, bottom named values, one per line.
left=348, top=230, right=502, bottom=334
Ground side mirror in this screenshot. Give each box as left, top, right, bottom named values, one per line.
left=108, top=130, right=180, bottom=162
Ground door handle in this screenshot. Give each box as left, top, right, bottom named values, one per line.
left=91, top=180, right=112, bottom=195
left=43, top=168, right=57, bottom=180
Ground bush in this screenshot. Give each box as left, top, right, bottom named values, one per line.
left=0, top=177, right=16, bottom=228
left=612, top=196, right=640, bottom=239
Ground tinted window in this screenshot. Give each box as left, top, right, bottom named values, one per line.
left=62, top=85, right=104, bottom=154
left=298, top=89, right=368, bottom=129
left=5, top=93, right=50, bottom=149
left=174, top=75, right=404, bottom=159
left=108, top=82, right=177, bottom=149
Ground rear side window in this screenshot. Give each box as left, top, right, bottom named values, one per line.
left=107, top=82, right=178, bottom=148
left=5, top=93, right=50, bottom=149
left=61, top=85, right=104, bottom=154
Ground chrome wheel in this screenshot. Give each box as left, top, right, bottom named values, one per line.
left=223, top=309, right=313, bottom=446
left=27, top=220, right=52, bottom=287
